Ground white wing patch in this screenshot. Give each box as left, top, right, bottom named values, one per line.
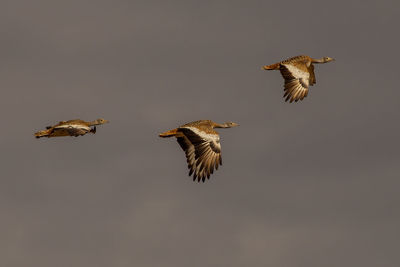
left=282, top=64, right=310, bottom=86
left=53, top=124, right=92, bottom=136
left=280, top=63, right=311, bottom=102
left=184, top=127, right=220, bottom=142
left=54, top=124, right=91, bottom=131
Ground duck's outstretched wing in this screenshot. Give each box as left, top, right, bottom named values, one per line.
left=280, top=61, right=310, bottom=103
left=177, top=127, right=222, bottom=182
left=53, top=124, right=90, bottom=137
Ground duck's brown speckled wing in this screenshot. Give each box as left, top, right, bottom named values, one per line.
left=177, top=127, right=222, bottom=182
left=176, top=135, right=197, bottom=178
left=280, top=59, right=311, bottom=102
left=53, top=124, right=91, bottom=137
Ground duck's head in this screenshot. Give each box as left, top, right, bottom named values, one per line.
left=93, top=118, right=109, bottom=125
left=223, top=122, right=239, bottom=128
left=323, top=57, right=335, bottom=62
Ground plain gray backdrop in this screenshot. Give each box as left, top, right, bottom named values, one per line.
left=1, top=1, right=399, bottom=266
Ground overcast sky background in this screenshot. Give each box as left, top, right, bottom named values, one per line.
left=1, top=1, right=399, bottom=266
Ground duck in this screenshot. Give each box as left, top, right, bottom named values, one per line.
left=262, top=55, right=334, bottom=102
left=159, top=120, right=239, bottom=182
left=34, top=118, right=109, bottom=138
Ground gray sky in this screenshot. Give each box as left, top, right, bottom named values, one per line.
left=1, top=1, right=399, bottom=266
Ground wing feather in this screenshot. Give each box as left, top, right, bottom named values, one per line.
left=178, top=127, right=222, bottom=182
left=280, top=63, right=310, bottom=103
left=177, top=136, right=196, bottom=176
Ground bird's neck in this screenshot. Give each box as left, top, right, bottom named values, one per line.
left=213, top=123, right=230, bottom=128
left=89, top=120, right=100, bottom=126
left=311, top=58, right=326, bottom=63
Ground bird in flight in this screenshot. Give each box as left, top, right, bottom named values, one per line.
left=34, top=118, right=109, bottom=138
left=262, top=55, right=334, bottom=102
left=159, top=120, right=239, bottom=182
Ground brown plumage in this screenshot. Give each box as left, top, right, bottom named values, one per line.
left=159, top=120, right=239, bottom=182
left=262, top=55, right=334, bottom=103
left=34, top=118, right=109, bottom=138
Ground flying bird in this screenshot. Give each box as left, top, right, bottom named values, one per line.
left=34, top=118, right=109, bottom=138
left=159, top=120, right=239, bottom=182
left=262, top=55, right=334, bottom=102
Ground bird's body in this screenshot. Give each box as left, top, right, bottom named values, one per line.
left=159, top=120, right=239, bottom=182
left=34, top=118, right=109, bottom=138
left=262, top=55, right=334, bottom=102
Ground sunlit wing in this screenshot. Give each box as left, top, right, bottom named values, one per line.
left=176, top=135, right=197, bottom=177
left=53, top=124, right=90, bottom=137
left=280, top=63, right=310, bottom=102
left=178, top=127, right=222, bottom=182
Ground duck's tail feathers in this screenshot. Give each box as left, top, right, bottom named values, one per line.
left=159, top=128, right=178, bottom=138
left=34, top=129, right=51, bottom=138
left=262, top=63, right=280, bottom=70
